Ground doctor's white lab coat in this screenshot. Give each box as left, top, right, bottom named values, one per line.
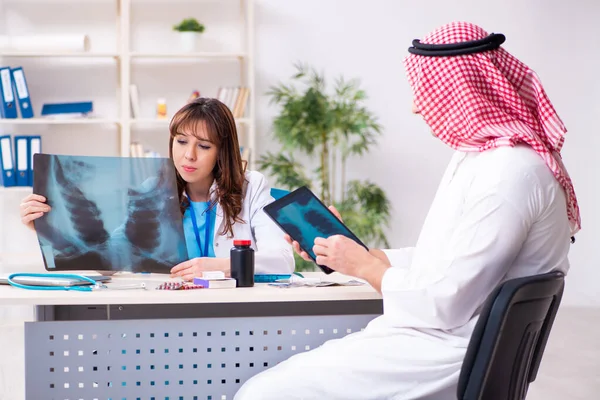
left=209, top=170, right=295, bottom=275
left=235, top=144, right=571, bottom=400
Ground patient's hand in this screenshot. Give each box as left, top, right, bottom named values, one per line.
left=284, top=234, right=311, bottom=262
left=20, top=194, right=51, bottom=231
left=328, top=205, right=343, bottom=222
left=313, top=235, right=388, bottom=280
left=284, top=205, right=390, bottom=266
left=324, top=205, right=391, bottom=265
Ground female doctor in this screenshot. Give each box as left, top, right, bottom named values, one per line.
left=19, top=98, right=295, bottom=279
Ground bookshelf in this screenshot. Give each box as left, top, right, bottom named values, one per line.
left=0, top=0, right=256, bottom=166
left=130, top=52, right=246, bottom=59
left=0, top=118, right=120, bottom=125
left=0, top=0, right=256, bottom=266
left=0, top=52, right=119, bottom=58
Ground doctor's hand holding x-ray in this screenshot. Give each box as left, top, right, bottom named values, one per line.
left=285, top=205, right=392, bottom=292
left=20, top=193, right=51, bottom=230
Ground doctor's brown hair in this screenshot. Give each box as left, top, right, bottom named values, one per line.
left=168, top=98, right=246, bottom=237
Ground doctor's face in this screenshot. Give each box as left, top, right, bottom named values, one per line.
left=171, top=120, right=218, bottom=185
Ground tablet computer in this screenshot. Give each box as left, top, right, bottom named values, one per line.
left=263, top=186, right=368, bottom=274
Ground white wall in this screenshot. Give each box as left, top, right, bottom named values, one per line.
left=1, top=0, right=598, bottom=306
left=252, top=0, right=600, bottom=306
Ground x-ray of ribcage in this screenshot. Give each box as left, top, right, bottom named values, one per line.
left=32, top=154, right=189, bottom=273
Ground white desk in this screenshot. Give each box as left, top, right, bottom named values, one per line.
left=0, top=272, right=382, bottom=400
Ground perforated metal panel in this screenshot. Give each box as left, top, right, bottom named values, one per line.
left=25, top=314, right=377, bottom=400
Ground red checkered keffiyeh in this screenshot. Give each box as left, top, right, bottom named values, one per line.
left=404, top=21, right=581, bottom=235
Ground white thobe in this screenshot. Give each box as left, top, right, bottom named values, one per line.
left=234, top=144, right=572, bottom=400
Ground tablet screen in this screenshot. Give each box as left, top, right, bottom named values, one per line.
left=264, top=186, right=367, bottom=274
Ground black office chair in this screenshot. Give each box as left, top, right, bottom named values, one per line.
left=457, top=270, right=565, bottom=400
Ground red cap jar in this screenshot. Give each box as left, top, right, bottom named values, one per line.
left=231, top=240, right=254, bottom=287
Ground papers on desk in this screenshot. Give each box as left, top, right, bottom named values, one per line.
left=268, top=275, right=365, bottom=288
left=96, top=282, right=147, bottom=290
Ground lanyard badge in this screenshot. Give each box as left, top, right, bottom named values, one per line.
left=188, top=201, right=212, bottom=257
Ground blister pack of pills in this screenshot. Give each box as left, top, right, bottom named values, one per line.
left=155, top=281, right=204, bottom=290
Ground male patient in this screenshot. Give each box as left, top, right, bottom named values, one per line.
left=235, top=21, right=579, bottom=399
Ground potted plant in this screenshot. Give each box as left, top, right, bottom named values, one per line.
left=173, top=18, right=205, bottom=52
left=259, top=62, right=391, bottom=271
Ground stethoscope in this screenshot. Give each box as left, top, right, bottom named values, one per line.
left=6, top=273, right=147, bottom=291
left=7, top=273, right=100, bottom=292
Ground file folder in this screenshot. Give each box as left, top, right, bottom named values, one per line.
left=41, top=101, right=93, bottom=117
left=28, top=135, right=41, bottom=186
left=0, top=135, right=16, bottom=186
left=11, top=67, right=34, bottom=118
left=0, top=67, right=17, bottom=119
left=14, top=135, right=29, bottom=186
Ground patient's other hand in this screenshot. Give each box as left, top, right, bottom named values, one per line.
left=327, top=205, right=343, bottom=222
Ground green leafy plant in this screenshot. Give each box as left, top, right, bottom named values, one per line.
left=173, top=18, right=205, bottom=33
left=259, top=62, right=391, bottom=271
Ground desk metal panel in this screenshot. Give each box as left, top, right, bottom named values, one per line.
left=25, top=313, right=378, bottom=399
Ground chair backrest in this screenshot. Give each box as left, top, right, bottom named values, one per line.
left=457, top=270, right=565, bottom=400
left=270, top=188, right=290, bottom=200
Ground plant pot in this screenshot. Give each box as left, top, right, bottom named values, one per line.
left=178, top=32, right=199, bottom=52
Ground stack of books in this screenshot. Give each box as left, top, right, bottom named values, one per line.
left=129, top=142, right=160, bottom=158
left=215, top=86, right=250, bottom=118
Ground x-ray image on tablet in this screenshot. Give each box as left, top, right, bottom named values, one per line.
left=264, top=186, right=368, bottom=274
left=33, top=153, right=189, bottom=273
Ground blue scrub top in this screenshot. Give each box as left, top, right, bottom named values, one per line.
left=183, top=201, right=217, bottom=258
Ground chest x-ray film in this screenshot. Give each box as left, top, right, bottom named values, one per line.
left=33, top=153, right=189, bottom=273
